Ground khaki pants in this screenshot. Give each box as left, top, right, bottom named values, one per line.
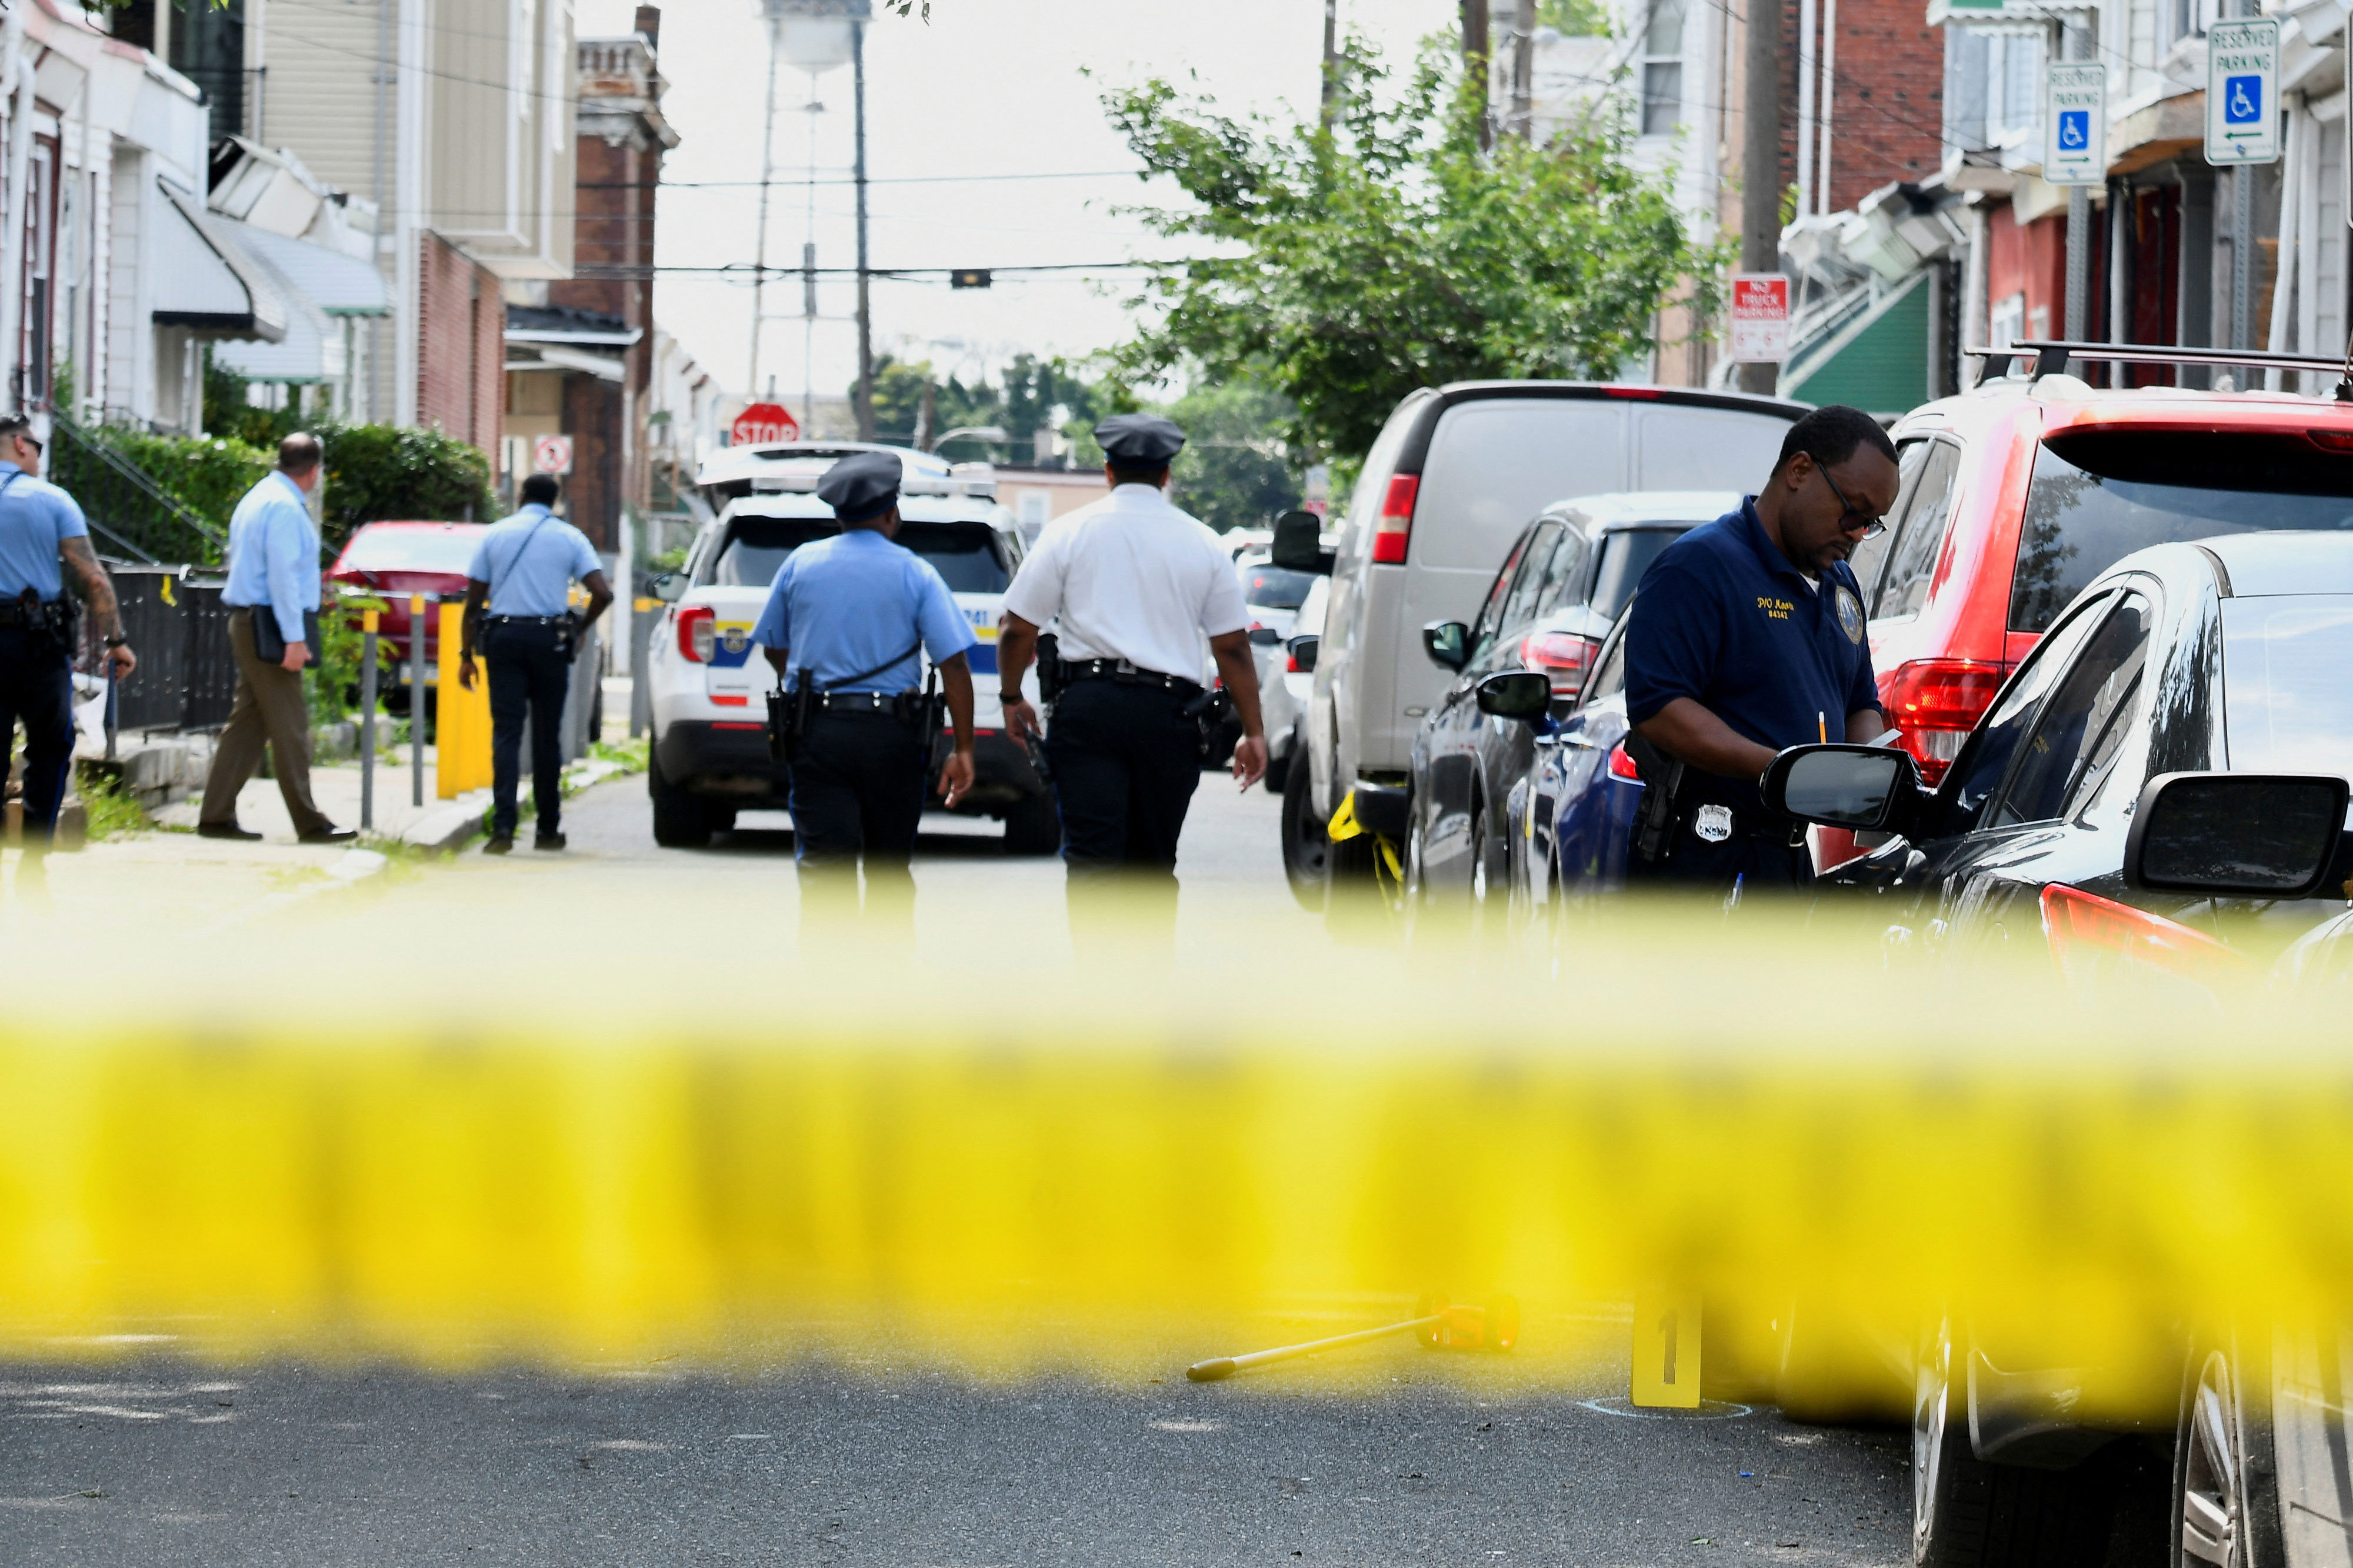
left=199, top=609, right=331, bottom=836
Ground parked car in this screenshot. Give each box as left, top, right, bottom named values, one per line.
left=1401, top=493, right=1731, bottom=928
left=1271, top=382, right=1806, bottom=919
left=1236, top=555, right=1320, bottom=645
left=1271, top=576, right=1330, bottom=903
left=1501, top=607, right=1644, bottom=925
left=644, top=443, right=1054, bottom=852
left=323, top=521, right=491, bottom=708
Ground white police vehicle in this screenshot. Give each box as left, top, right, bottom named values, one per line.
left=644, top=442, right=1056, bottom=852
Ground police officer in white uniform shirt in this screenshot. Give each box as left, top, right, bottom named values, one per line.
left=996, top=414, right=1266, bottom=911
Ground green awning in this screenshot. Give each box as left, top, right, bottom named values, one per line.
left=1779, top=271, right=1931, bottom=418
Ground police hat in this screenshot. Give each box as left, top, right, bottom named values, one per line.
left=817, top=451, right=902, bottom=522
left=1093, top=413, right=1186, bottom=467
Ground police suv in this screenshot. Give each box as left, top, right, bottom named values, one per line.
left=644, top=442, right=1055, bottom=852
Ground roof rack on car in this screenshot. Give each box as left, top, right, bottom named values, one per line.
left=1969, top=339, right=2353, bottom=399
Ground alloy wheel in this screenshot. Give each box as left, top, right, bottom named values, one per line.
left=1914, top=1317, right=1954, bottom=1565
left=2181, top=1350, right=2242, bottom=1567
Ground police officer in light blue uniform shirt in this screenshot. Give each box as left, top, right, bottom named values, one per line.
left=0, top=414, right=134, bottom=846
left=200, top=432, right=351, bottom=843
left=752, top=451, right=979, bottom=924
left=458, top=473, right=614, bottom=854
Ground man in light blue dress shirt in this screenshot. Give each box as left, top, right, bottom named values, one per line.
left=456, top=473, right=613, bottom=853
left=199, top=432, right=353, bottom=843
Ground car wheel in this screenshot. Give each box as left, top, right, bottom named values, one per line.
left=1322, top=807, right=1395, bottom=941
left=2174, top=1336, right=2283, bottom=1568
left=1279, top=769, right=1328, bottom=909
left=1004, top=792, right=1061, bottom=856
left=1914, top=1315, right=2122, bottom=1567
left=588, top=687, right=604, bottom=745
left=706, top=806, right=738, bottom=838
left=648, top=752, right=711, bottom=849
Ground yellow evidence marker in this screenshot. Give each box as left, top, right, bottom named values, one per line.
left=1630, top=1287, right=1703, bottom=1408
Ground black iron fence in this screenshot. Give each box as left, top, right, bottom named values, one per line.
left=79, top=567, right=239, bottom=734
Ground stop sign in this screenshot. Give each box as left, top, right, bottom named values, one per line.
left=731, top=402, right=800, bottom=446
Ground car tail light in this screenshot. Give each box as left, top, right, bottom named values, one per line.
left=2309, top=428, right=2353, bottom=453
left=677, top=605, right=715, bottom=663
left=2039, top=885, right=2251, bottom=987
left=1285, top=649, right=1309, bottom=673
left=1607, top=741, right=1642, bottom=781
left=1520, top=630, right=1600, bottom=698
left=1371, top=473, right=1419, bottom=565
left=1878, top=659, right=2007, bottom=784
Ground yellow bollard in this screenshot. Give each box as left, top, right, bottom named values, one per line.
left=435, top=603, right=492, bottom=798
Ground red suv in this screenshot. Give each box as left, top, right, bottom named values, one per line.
left=1857, top=366, right=2353, bottom=785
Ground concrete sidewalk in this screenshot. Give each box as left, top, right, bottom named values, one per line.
left=154, top=750, right=494, bottom=853
left=1, top=831, right=391, bottom=928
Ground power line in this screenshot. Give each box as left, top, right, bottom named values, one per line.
left=581, top=171, right=1155, bottom=189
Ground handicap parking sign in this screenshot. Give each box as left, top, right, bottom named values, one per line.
left=2057, top=109, right=2089, bottom=151
left=2224, top=74, right=2262, bottom=124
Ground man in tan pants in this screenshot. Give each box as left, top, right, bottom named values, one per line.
left=197, top=433, right=354, bottom=843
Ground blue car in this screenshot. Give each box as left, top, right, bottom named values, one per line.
left=1500, top=608, right=1647, bottom=929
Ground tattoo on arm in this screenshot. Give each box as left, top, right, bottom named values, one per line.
left=58, top=538, right=122, bottom=640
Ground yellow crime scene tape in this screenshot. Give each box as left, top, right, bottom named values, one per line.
left=1, top=886, right=2348, bottom=1421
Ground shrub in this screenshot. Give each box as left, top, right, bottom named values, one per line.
left=318, top=425, right=499, bottom=550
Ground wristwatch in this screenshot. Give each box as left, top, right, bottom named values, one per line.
left=104, top=635, right=128, bottom=649
left=999, top=692, right=1026, bottom=705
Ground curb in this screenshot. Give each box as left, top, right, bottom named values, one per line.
left=401, top=799, right=490, bottom=854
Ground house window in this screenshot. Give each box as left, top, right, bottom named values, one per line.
left=1640, top=0, right=1687, bottom=137
left=2171, top=0, right=2215, bottom=44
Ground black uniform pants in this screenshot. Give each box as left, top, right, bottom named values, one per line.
left=790, top=708, right=926, bottom=926
left=486, top=620, right=570, bottom=838
left=1627, top=819, right=1812, bottom=895
left=1045, top=678, right=1201, bottom=889
left=0, top=625, right=74, bottom=842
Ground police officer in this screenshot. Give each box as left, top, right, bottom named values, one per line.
left=995, top=413, right=1265, bottom=921
left=457, top=473, right=614, bottom=854
left=0, top=414, right=134, bottom=848
left=1621, top=404, right=1899, bottom=893
left=752, top=451, right=978, bottom=928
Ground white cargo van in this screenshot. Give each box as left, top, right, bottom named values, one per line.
left=1284, top=382, right=1807, bottom=885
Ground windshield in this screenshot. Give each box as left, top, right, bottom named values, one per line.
left=1590, top=528, right=1694, bottom=619
left=709, top=518, right=1011, bottom=592
left=2011, top=432, right=2353, bottom=632
left=337, top=528, right=484, bottom=575
left=2222, top=596, right=2353, bottom=782
left=1239, top=563, right=1318, bottom=610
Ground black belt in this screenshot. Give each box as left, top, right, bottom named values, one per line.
left=811, top=690, right=911, bottom=713
left=1058, top=658, right=1203, bottom=698
left=0, top=596, right=63, bottom=628
left=487, top=614, right=567, bottom=626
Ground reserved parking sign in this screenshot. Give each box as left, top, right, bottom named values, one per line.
left=2205, top=19, right=2279, bottom=165
left=2044, top=63, right=2107, bottom=186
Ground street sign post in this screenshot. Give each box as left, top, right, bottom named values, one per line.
left=730, top=402, right=800, bottom=445
left=2044, top=62, right=2108, bottom=186
left=1729, top=273, right=1790, bottom=363
left=531, top=434, right=574, bottom=475
left=2205, top=19, right=2279, bottom=166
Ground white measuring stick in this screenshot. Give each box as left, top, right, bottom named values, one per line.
left=1184, top=1313, right=1443, bottom=1382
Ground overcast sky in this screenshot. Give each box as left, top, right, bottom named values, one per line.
left=574, top=0, right=1455, bottom=419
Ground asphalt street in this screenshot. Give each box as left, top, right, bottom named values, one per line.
left=1, top=772, right=1914, bottom=1565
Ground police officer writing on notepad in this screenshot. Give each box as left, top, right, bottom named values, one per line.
left=0, top=413, right=135, bottom=849
left=458, top=473, right=614, bottom=855
left=1620, top=404, right=1898, bottom=893
left=995, top=414, right=1265, bottom=916
left=752, top=451, right=978, bottom=926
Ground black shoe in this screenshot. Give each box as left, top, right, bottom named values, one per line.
left=196, top=822, right=264, bottom=842
left=533, top=832, right=566, bottom=852
left=298, top=826, right=359, bottom=845
left=484, top=835, right=515, bottom=855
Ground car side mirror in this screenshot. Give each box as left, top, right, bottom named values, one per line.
left=651, top=573, right=686, bottom=603
left=1474, top=669, right=1552, bottom=722
left=1761, top=743, right=1924, bottom=832
left=1421, top=619, right=1469, bottom=671
left=1248, top=625, right=1281, bottom=647
left=1270, top=509, right=1334, bottom=575
left=2125, top=771, right=2349, bottom=899
left=1286, top=633, right=1319, bottom=673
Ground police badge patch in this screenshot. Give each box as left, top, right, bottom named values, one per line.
left=1835, top=586, right=1865, bottom=644
left=1693, top=803, right=1734, bottom=843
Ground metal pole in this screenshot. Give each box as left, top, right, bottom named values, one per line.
left=1321, top=0, right=1339, bottom=131
left=2229, top=0, right=2260, bottom=352
left=2062, top=16, right=2094, bottom=343
left=852, top=18, right=875, bottom=441
left=1739, top=0, right=1785, bottom=393
left=749, top=6, right=782, bottom=394
left=409, top=592, right=426, bottom=808
left=359, top=609, right=378, bottom=831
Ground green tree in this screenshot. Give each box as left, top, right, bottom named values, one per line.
left=315, top=425, right=498, bottom=549
left=1166, top=378, right=1298, bottom=532
left=1102, top=34, right=1727, bottom=460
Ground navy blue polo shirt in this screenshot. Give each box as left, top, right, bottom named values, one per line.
left=1623, top=497, right=1879, bottom=812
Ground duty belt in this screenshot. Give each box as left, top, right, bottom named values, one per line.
left=1058, top=658, right=1203, bottom=699
left=809, top=690, right=909, bottom=713
left=0, top=596, right=61, bottom=628
left=487, top=613, right=568, bottom=626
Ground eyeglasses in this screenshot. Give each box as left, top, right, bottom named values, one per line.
left=1817, top=466, right=1888, bottom=539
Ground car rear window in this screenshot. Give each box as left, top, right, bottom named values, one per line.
left=1589, top=528, right=1692, bottom=620
left=709, top=518, right=1010, bottom=593
left=337, top=528, right=484, bottom=575
left=1239, top=563, right=1318, bottom=610
left=2222, top=596, right=2353, bottom=783
left=2010, top=432, right=2353, bottom=631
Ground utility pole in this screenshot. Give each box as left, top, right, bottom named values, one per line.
left=749, top=9, right=782, bottom=395
left=1739, top=0, right=1785, bottom=393
left=852, top=14, right=875, bottom=441
left=1510, top=0, right=1535, bottom=139
left=1461, top=0, right=1491, bottom=148
left=1321, top=0, right=1339, bottom=131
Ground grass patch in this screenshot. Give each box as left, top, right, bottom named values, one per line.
left=75, top=770, right=152, bottom=842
